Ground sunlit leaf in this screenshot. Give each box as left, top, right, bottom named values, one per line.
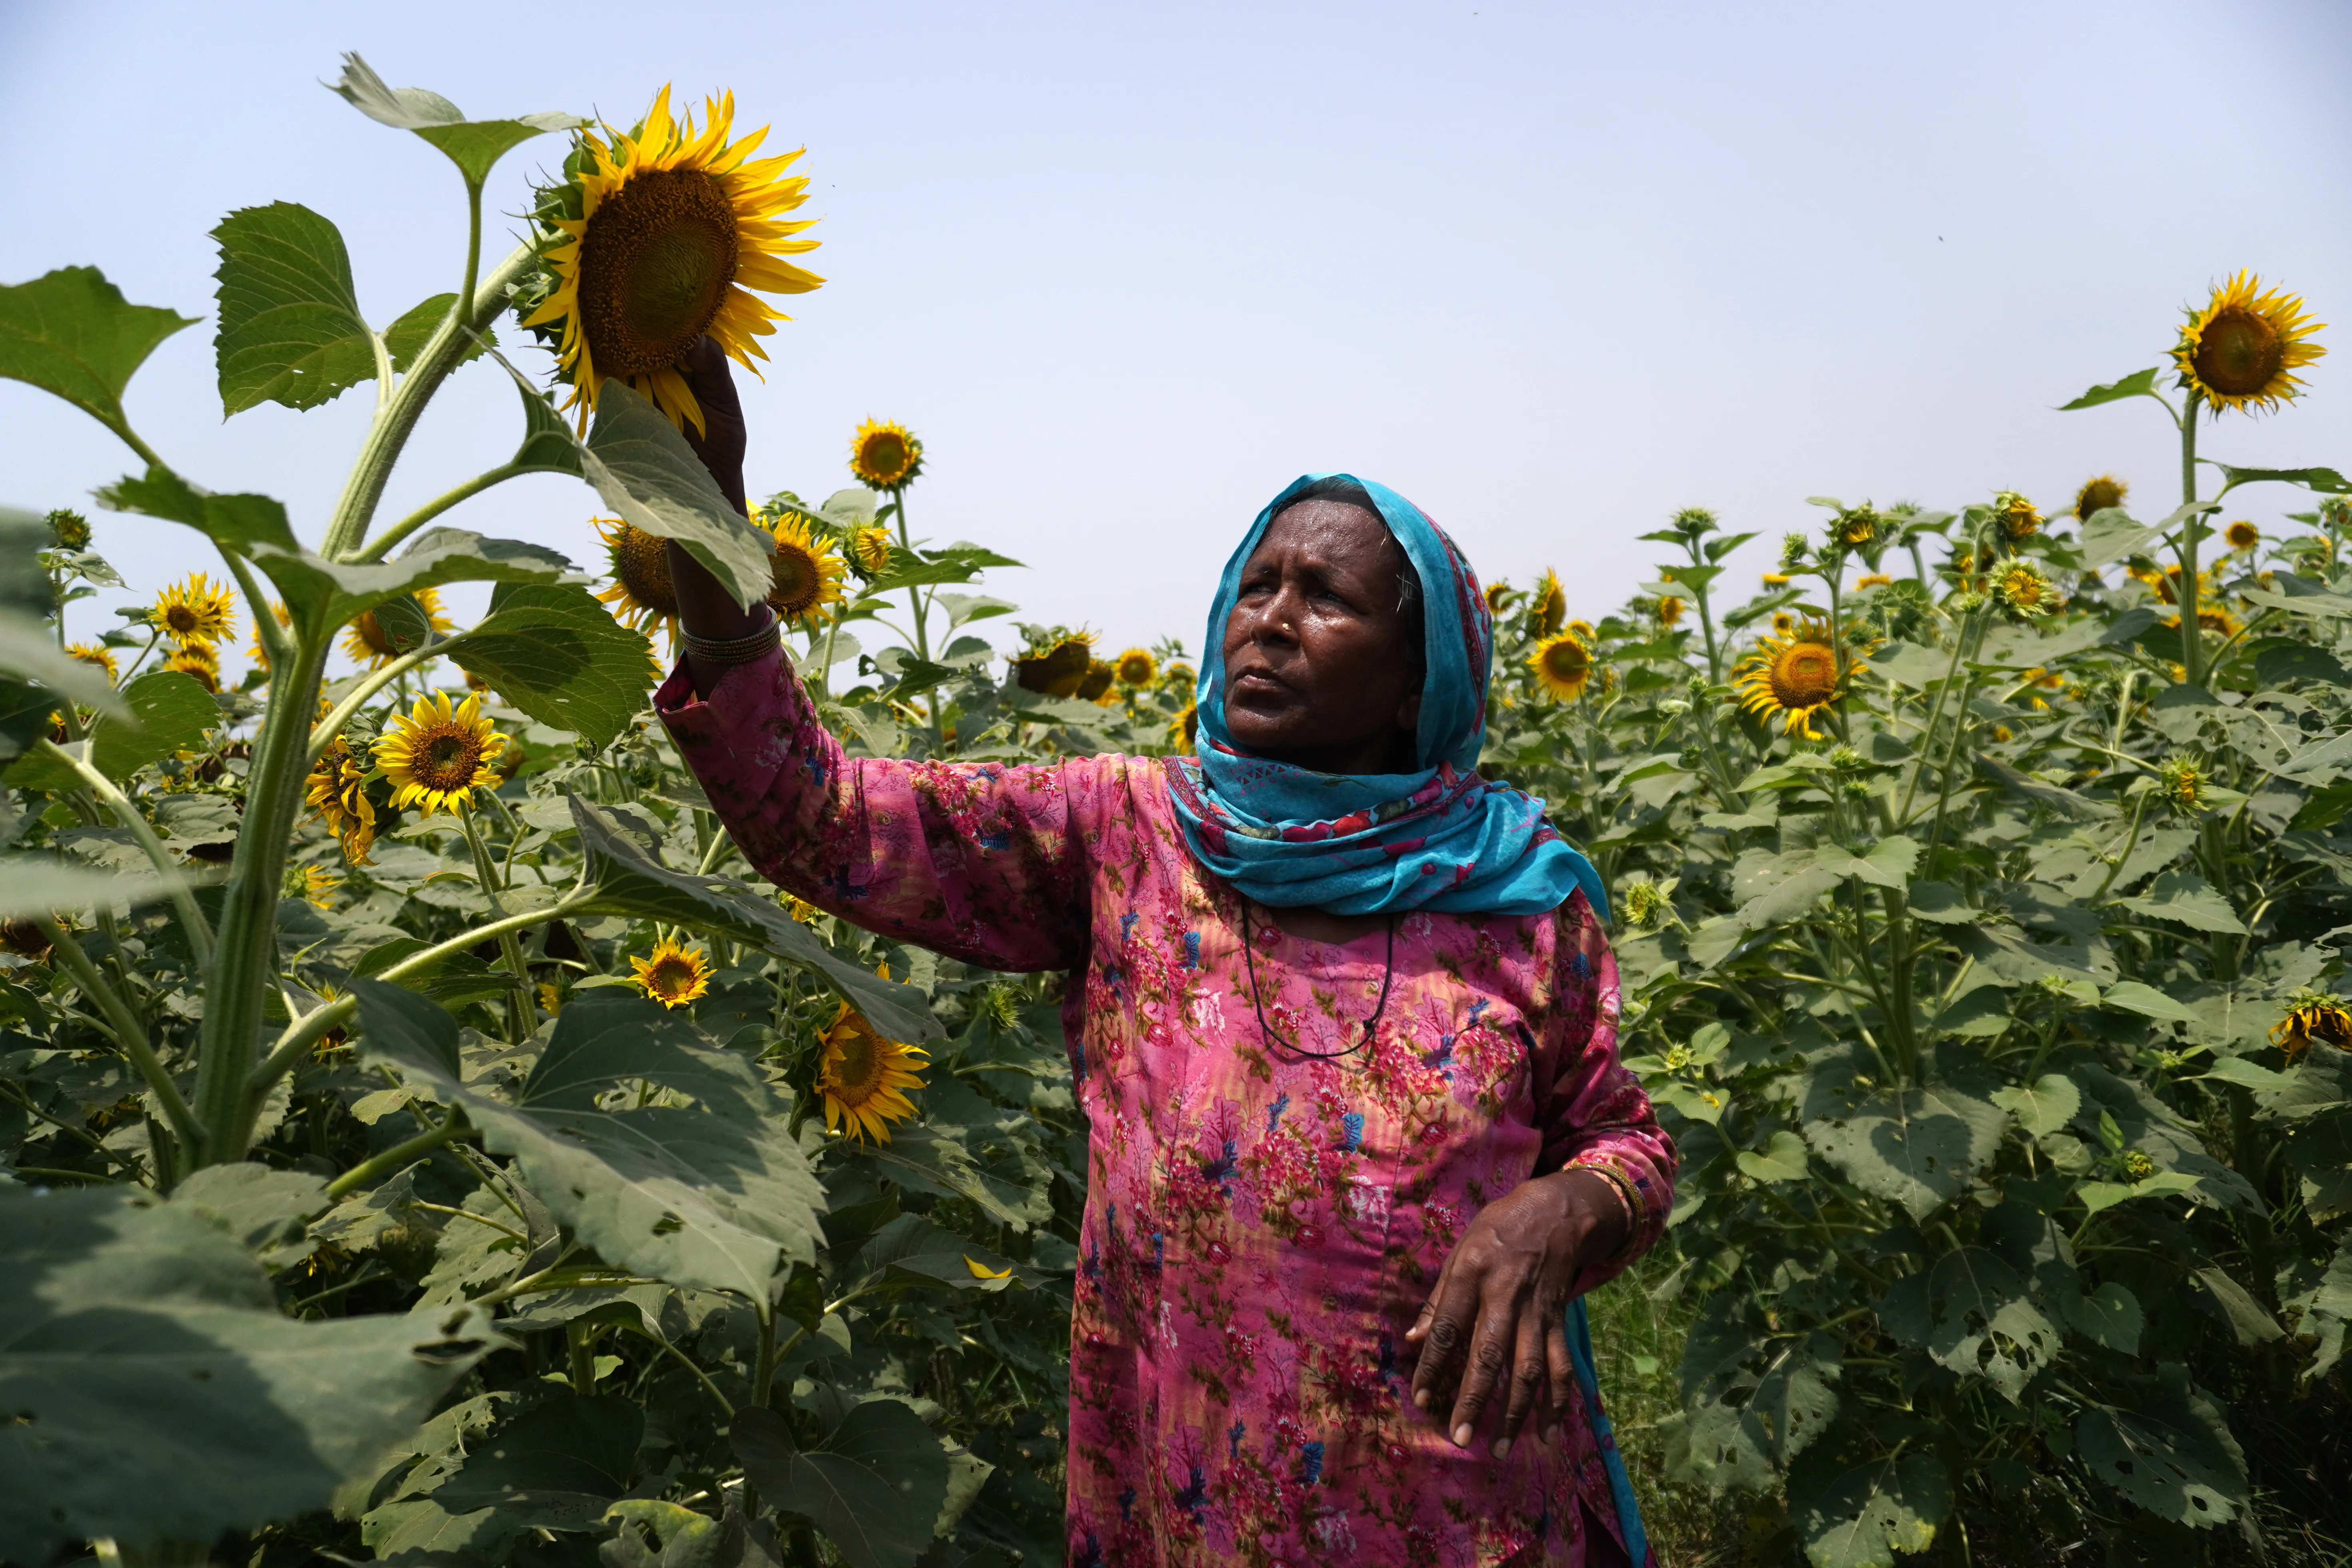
left=211, top=202, right=375, bottom=415
left=0, top=266, right=197, bottom=441
left=450, top=583, right=654, bottom=751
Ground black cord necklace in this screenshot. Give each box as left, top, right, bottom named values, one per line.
left=1239, top=903, right=1397, bottom=1061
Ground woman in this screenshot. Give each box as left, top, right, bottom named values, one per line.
left=661, top=344, right=1674, bottom=1568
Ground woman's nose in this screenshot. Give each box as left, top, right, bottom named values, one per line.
left=1248, top=588, right=1302, bottom=646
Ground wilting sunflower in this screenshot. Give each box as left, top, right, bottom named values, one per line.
left=374, top=691, right=508, bottom=818
left=166, top=643, right=220, bottom=692
left=2173, top=270, right=2325, bottom=416
left=2224, top=520, right=2260, bottom=552
left=248, top=601, right=293, bottom=677
left=1657, top=596, right=1686, bottom=628
left=305, top=732, right=378, bottom=865
left=1529, top=630, right=1594, bottom=701
left=631, top=936, right=713, bottom=1009
left=1075, top=659, right=1117, bottom=705
left=342, top=588, right=454, bottom=669
left=595, top=519, right=681, bottom=638
left=2075, top=474, right=2128, bottom=520
left=524, top=87, right=823, bottom=435
left=1995, top=560, right=2060, bottom=616
left=848, top=523, right=894, bottom=577
left=153, top=574, right=237, bottom=646
left=1530, top=569, right=1566, bottom=636
left=282, top=864, right=341, bottom=909
left=1113, top=647, right=1157, bottom=686
left=2272, top=989, right=2352, bottom=1061
left=1733, top=618, right=1855, bottom=739
left=765, top=513, right=847, bottom=624
left=1992, top=491, right=2041, bottom=541
left=66, top=642, right=118, bottom=683
left=849, top=419, right=924, bottom=491
left=1012, top=631, right=1096, bottom=697
left=817, top=1002, right=929, bottom=1143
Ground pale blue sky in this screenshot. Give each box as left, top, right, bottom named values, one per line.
left=6, top=0, right=2351, bottom=675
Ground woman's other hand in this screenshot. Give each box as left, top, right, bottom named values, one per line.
left=1403, top=1168, right=1628, bottom=1458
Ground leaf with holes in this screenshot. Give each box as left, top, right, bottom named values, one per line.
left=2074, top=1370, right=2247, bottom=1527
left=1790, top=1445, right=1949, bottom=1568
left=1802, top=1059, right=2005, bottom=1220
left=732, top=1402, right=949, bottom=1568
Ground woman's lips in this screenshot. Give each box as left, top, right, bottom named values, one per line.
left=1230, top=669, right=1289, bottom=699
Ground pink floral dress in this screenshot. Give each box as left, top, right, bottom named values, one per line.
left=657, top=653, right=1677, bottom=1568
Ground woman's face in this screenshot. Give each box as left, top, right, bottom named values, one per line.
left=1220, top=499, right=1423, bottom=774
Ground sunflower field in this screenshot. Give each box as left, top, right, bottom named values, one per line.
left=2, top=52, right=2350, bottom=1568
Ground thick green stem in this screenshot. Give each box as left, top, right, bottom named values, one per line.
left=321, top=242, right=538, bottom=562
left=2178, top=398, right=2205, bottom=687
left=193, top=630, right=333, bottom=1165
left=32, top=739, right=213, bottom=965
left=460, top=804, right=536, bottom=1041
left=324, top=1113, right=467, bottom=1198
left=358, top=461, right=528, bottom=564
left=31, top=915, right=201, bottom=1150
left=219, top=550, right=289, bottom=673
left=893, top=491, right=945, bottom=751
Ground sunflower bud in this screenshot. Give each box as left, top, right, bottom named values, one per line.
left=45, top=508, right=90, bottom=551
left=1991, top=491, right=2042, bottom=541
left=1778, top=533, right=1809, bottom=571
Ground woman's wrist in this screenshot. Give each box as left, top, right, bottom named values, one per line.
left=1550, top=1167, right=1632, bottom=1267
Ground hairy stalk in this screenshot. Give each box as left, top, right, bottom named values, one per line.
left=31, top=915, right=201, bottom=1149
left=358, top=461, right=530, bottom=563
left=460, top=803, right=537, bottom=1041
left=32, top=739, right=213, bottom=965
left=219, top=549, right=289, bottom=672
left=891, top=491, right=945, bottom=752
left=324, top=1113, right=468, bottom=1198
left=2177, top=397, right=2205, bottom=687
left=308, top=631, right=475, bottom=765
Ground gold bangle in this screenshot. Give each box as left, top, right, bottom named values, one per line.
left=682, top=611, right=780, bottom=666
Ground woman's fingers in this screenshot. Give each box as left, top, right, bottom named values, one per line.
left=1542, top=1302, right=1577, bottom=1447
left=1405, top=1252, right=1476, bottom=1413
left=1490, top=1292, right=1553, bottom=1457
left=1442, top=1277, right=1525, bottom=1448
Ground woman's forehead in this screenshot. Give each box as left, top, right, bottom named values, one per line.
left=1250, top=499, right=1401, bottom=569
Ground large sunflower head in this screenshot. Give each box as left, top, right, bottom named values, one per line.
left=2174, top=270, right=2325, bottom=415
left=153, top=574, right=237, bottom=646
left=849, top=419, right=924, bottom=491
left=342, top=589, right=454, bottom=669
left=2075, top=474, right=2128, bottom=521
left=521, top=87, right=824, bottom=435
left=765, top=513, right=847, bottom=625
left=373, top=691, right=508, bottom=818
left=305, top=730, right=378, bottom=865
left=1113, top=647, right=1157, bottom=687
left=1530, top=569, right=1566, bottom=636
left=593, top=517, right=682, bottom=638
left=1732, top=618, right=1855, bottom=739
left=631, top=936, right=713, bottom=1010
left=1995, top=560, right=2060, bottom=617
left=1529, top=631, right=1593, bottom=702
left=66, top=642, right=118, bottom=683
left=818, top=1002, right=929, bottom=1143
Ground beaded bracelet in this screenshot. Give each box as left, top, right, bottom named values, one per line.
left=682, top=611, right=781, bottom=667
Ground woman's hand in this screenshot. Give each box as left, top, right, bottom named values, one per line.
left=665, top=340, right=766, bottom=687
left=1404, top=1167, right=1628, bottom=1458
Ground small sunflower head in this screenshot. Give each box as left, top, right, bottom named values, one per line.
left=46, top=508, right=90, bottom=551
left=165, top=644, right=221, bottom=693
left=1171, top=702, right=1199, bottom=748
left=1161, top=660, right=1196, bottom=693
left=2155, top=753, right=2208, bottom=813
left=595, top=519, right=681, bottom=634
left=849, top=419, right=924, bottom=491
left=2074, top=475, right=2128, bottom=521
left=2174, top=270, right=2326, bottom=415
left=1771, top=611, right=1796, bottom=637
left=1762, top=573, right=1792, bottom=587
left=1854, top=573, right=1893, bottom=591
left=765, top=514, right=848, bottom=625
left=1657, top=595, right=1686, bottom=628
left=1113, top=647, right=1157, bottom=687
left=282, top=863, right=341, bottom=909
left=2224, top=519, right=2260, bottom=553
left=1832, top=503, right=1881, bottom=550
left=1992, top=491, right=2042, bottom=541
left=2272, top=988, right=2352, bottom=1061
left=818, top=1002, right=929, bottom=1143
left=631, top=936, right=713, bottom=1009
left=1530, top=569, right=1566, bottom=636
left=1484, top=581, right=1512, bottom=616
left=1529, top=630, right=1594, bottom=702
left=849, top=523, right=894, bottom=577
left=1996, top=560, right=2060, bottom=617
left=1732, top=617, right=1853, bottom=739
left=1621, top=878, right=1671, bottom=928
left=373, top=690, right=508, bottom=818
left=66, top=642, right=119, bottom=683
left=152, top=573, right=238, bottom=646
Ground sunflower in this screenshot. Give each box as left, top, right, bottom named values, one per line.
left=1072, top=660, right=1118, bottom=705
left=1733, top=618, right=1855, bottom=739
left=2173, top=270, right=2325, bottom=415
left=165, top=643, right=220, bottom=692
left=848, top=523, right=894, bottom=577
left=817, top=1002, right=929, bottom=1143
left=2271, top=989, right=2352, bottom=1062
left=153, top=574, right=237, bottom=646
left=1854, top=573, right=1893, bottom=590
left=849, top=419, right=924, bottom=491
left=2075, top=474, right=2128, bottom=520
left=2224, top=520, right=2260, bottom=552
left=523, top=87, right=823, bottom=435
left=765, top=513, right=847, bottom=624
left=305, top=733, right=377, bottom=866
left=1114, top=647, right=1157, bottom=686
left=374, top=691, right=508, bottom=818
left=1484, top=582, right=1511, bottom=615
left=1657, top=596, right=1686, bottom=628
left=537, top=982, right=566, bottom=1017
left=1992, top=491, right=2041, bottom=541
left=248, top=601, right=293, bottom=676
left=282, top=864, right=340, bottom=909
left=1834, top=505, right=1879, bottom=548
left=1529, top=631, right=1593, bottom=701
left=595, top=518, right=681, bottom=637
left=1995, top=560, right=2060, bottom=616
left=1762, top=572, right=1792, bottom=586
left=66, top=642, right=118, bottom=683
left=1171, top=703, right=1199, bottom=747
left=631, top=936, right=713, bottom=1009
left=2196, top=604, right=2241, bottom=638
left=1162, top=660, right=1197, bottom=693
left=1772, top=611, right=1797, bottom=636
left=1012, top=631, right=1096, bottom=697
left=1530, top=569, right=1566, bottom=636
left=2156, top=754, right=2207, bottom=812
left=47, top=508, right=90, bottom=550
left=342, top=588, right=454, bottom=669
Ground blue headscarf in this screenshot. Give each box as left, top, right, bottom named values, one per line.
left=1161, top=474, right=1609, bottom=920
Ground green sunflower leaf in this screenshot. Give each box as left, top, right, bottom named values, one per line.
left=1802, top=1051, right=2006, bottom=1220
left=567, top=795, right=941, bottom=1042
left=2073, top=1370, right=2248, bottom=1526
left=326, top=54, right=582, bottom=188
left=731, top=1400, right=950, bottom=1568
left=6, top=669, right=220, bottom=792
left=248, top=527, right=575, bottom=628
left=2116, top=870, right=2248, bottom=936
left=0, top=1185, right=498, bottom=1564
left=211, top=202, right=375, bottom=415
left=1790, top=1446, right=1950, bottom=1568
left=447, top=583, right=654, bottom=751
left=0, top=613, right=131, bottom=722
left=578, top=381, right=777, bottom=609
left=0, top=266, right=197, bottom=444
left=2205, top=461, right=2352, bottom=497
left=0, top=859, right=187, bottom=920
left=383, top=292, right=494, bottom=376
left=97, top=466, right=300, bottom=555
left=2057, top=366, right=2162, bottom=411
